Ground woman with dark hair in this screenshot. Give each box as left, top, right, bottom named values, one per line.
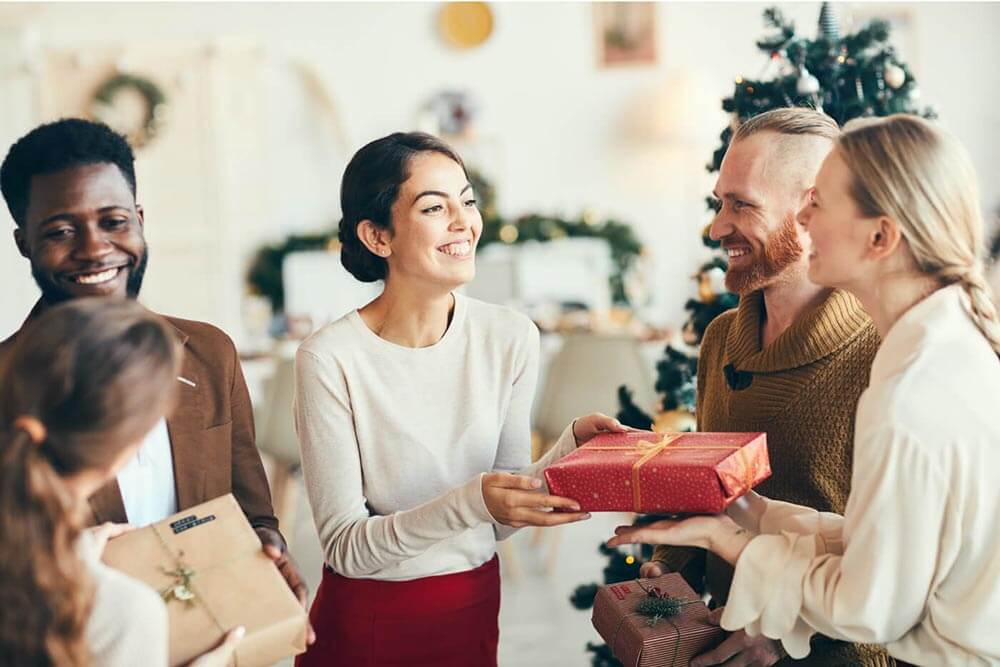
left=0, top=299, right=243, bottom=666
left=294, top=132, right=622, bottom=666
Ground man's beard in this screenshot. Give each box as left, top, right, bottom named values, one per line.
left=32, top=246, right=149, bottom=305
left=724, top=215, right=803, bottom=295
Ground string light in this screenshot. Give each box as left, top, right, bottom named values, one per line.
left=625, top=555, right=636, bottom=565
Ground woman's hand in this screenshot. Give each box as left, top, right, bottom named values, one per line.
left=607, top=514, right=752, bottom=565
left=86, top=522, right=135, bottom=558
left=482, top=473, right=590, bottom=528
left=187, top=626, right=245, bottom=667
left=571, top=412, right=629, bottom=446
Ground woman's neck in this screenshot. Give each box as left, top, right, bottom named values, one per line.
left=850, top=271, right=939, bottom=340
left=359, top=282, right=456, bottom=348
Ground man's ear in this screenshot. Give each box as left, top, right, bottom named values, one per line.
left=13, top=226, right=29, bottom=260
left=868, top=215, right=903, bottom=261
left=357, top=220, right=391, bottom=258
left=135, top=204, right=144, bottom=230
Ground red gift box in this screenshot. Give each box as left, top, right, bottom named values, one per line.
left=592, top=574, right=725, bottom=666
left=543, top=430, right=769, bottom=513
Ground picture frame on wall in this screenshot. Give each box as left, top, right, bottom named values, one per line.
left=594, top=2, right=658, bottom=68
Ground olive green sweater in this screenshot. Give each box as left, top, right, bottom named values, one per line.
left=653, top=289, right=894, bottom=666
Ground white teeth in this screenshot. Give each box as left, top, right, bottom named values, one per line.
left=727, top=248, right=750, bottom=258
left=74, top=268, right=119, bottom=284
left=439, top=241, right=471, bottom=257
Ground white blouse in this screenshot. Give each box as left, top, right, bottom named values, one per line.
left=721, top=285, right=1000, bottom=665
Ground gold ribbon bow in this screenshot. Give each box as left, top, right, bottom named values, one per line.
left=583, top=433, right=751, bottom=511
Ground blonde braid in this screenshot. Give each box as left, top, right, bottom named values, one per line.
left=961, top=269, right=1000, bottom=356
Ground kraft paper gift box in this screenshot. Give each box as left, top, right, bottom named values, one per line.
left=544, top=430, right=770, bottom=513
left=592, top=573, right=725, bottom=666
left=102, top=494, right=308, bottom=667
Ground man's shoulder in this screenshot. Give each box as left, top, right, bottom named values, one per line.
left=700, top=308, right=738, bottom=352
left=162, top=315, right=237, bottom=355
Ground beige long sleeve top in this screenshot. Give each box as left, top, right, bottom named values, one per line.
left=722, top=285, right=1000, bottom=665
left=79, top=530, right=168, bottom=666
left=294, top=293, right=576, bottom=581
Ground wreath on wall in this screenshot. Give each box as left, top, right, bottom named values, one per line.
left=90, top=73, right=168, bottom=148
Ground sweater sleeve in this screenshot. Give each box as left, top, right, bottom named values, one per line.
left=489, top=320, right=584, bottom=540
left=721, top=425, right=946, bottom=659
left=294, top=348, right=495, bottom=577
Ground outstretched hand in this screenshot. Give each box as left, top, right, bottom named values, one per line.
left=607, top=514, right=752, bottom=565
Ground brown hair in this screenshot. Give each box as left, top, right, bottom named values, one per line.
left=838, top=114, right=1000, bottom=354
left=732, top=107, right=840, bottom=143
left=0, top=298, right=181, bottom=666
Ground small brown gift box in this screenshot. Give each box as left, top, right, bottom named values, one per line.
left=102, top=494, right=308, bottom=667
left=592, top=574, right=725, bottom=666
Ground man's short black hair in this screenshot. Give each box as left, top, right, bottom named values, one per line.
left=0, top=118, right=137, bottom=227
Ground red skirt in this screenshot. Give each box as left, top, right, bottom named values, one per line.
left=296, top=555, right=500, bottom=667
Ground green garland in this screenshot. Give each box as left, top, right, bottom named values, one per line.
left=91, top=73, right=168, bottom=147
left=246, top=169, right=644, bottom=312
left=472, top=169, right=644, bottom=305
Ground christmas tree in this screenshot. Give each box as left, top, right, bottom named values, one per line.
left=581, top=5, right=933, bottom=665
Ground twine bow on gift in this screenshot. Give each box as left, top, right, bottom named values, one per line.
left=160, top=558, right=198, bottom=605
left=149, top=522, right=249, bottom=665
left=583, top=433, right=757, bottom=512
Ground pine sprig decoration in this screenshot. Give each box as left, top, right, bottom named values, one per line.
left=635, top=596, right=684, bottom=626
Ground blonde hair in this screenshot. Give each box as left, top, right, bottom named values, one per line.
left=732, top=107, right=840, bottom=143
left=838, top=114, right=1000, bottom=354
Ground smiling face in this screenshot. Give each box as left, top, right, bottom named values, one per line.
left=709, top=132, right=820, bottom=295
left=14, top=162, right=147, bottom=303
left=796, top=147, right=878, bottom=290
left=382, top=151, right=482, bottom=290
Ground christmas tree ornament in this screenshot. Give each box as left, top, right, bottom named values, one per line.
left=796, top=68, right=821, bottom=95
left=884, top=63, right=906, bottom=89
left=817, top=2, right=840, bottom=41
left=653, top=409, right=697, bottom=434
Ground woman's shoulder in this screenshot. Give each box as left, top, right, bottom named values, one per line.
left=460, top=295, right=537, bottom=335
left=298, top=311, right=364, bottom=358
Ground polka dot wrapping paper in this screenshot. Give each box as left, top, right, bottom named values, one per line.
left=543, top=430, right=770, bottom=513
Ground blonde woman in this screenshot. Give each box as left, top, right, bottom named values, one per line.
left=609, top=115, right=1000, bottom=665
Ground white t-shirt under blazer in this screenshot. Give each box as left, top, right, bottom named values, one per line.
left=294, top=293, right=577, bottom=581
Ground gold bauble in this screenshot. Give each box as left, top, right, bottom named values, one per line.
left=439, top=2, right=494, bottom=50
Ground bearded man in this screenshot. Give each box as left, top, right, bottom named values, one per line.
left=643, top=108, right=893, bottom=667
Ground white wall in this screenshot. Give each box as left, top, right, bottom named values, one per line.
left=0, top=2, right=997, bottom=341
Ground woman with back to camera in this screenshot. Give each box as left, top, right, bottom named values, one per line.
left=0, top=298, right=243, bottom=666
left=608, top=115, right=1000, bottom=665
left=294, top=132, right=623, bottom=666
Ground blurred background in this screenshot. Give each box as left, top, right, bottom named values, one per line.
left=0, top=2, right=997, bottom=664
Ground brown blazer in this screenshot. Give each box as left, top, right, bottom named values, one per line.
left=1, top=302, right=279, bottom=533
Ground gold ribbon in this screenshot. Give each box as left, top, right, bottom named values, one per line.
left=583, top=433, right=749, bottom=511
